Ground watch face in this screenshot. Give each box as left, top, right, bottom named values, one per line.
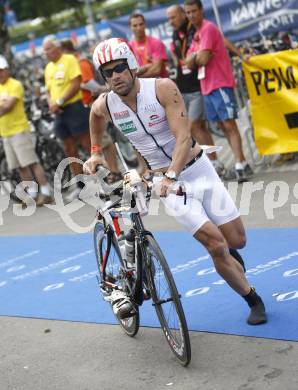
left=166, top=171, right=177, bottom=180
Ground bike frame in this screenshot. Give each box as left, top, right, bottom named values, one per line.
left=97, top=194, right=153, bottom=307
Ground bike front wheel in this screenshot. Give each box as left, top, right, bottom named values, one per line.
left=144, top=235, right=191, bottom=366
left=93, top=222, right=140, bottom=337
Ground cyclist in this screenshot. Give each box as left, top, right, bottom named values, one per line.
left=83, top=38, right=267, bottom=325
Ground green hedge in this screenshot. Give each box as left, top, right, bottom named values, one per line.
left=9, top=0, right=172, bottom=45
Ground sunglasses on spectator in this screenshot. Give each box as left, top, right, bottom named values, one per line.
left=102, top=62, right=129, bottom=78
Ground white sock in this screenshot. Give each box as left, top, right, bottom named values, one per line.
left=26, top=185, right=38, bottom=199
left=40, top=184, right=51, bottom=196
left=235, top=162, right=244, bottom=170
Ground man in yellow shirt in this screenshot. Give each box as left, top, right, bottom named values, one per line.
left=0, top=56, right=52, bottom=206
left=43, top=36, right=91, bottom=200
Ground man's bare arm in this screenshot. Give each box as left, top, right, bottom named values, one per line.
left=137, top=59, right=164, bottom=78
left=156, top=78, right=192, bottom=177
left=89, top=94, right=109, bottom=149
left=0, top=96, right=17, bottom=116
left=83, top=94, right=109, bottom=174
left=224, top=37, right=250, bottom=63
left=185, top=49, right=212, bottom=68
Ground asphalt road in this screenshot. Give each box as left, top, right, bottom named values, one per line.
left=1, top=170, right=298, bottom=390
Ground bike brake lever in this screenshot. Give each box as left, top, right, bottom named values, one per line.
left=176, top=185, right=187, bottom=205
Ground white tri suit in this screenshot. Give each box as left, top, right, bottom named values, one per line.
left=106, top=78, right=239, bottom=235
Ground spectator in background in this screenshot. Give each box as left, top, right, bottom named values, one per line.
left=60, top=39, right=104, bottom=106
left=166, top=4, right=224, bottom=176
left=60, top=39, right=123, bottom=184
left=129, top=13, right=168, bottom=78
left=42, top=36, right=91, bottom=200
left=184, top=0, right=253, bottom=182
left=0, top=56, right=53, bottom=206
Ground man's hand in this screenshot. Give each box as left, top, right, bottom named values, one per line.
left=159, top=177, right=176, bottom=198
left=49, top=101, right=63, bottom=114
left=83, top=154, right=108, bottom=175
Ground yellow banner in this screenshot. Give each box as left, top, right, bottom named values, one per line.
left=243, top=50, right=298, bottom=155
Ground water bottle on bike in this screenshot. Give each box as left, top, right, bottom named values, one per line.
left=124, top=229, right=135, bottom=269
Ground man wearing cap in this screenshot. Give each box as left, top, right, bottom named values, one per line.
left=0, top=56, right=53, bottom=206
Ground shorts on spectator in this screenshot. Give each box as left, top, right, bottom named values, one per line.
left=3, top=130, right=39, bottom=170
left=204, top=87, right=238, bottom=121
left=182, top=91, right=205, bottom=121
left=54, top=100, right=90, bottom=140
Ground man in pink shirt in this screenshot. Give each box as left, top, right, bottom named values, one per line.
left=185, top=0, right=252, bottom=182
left=129, top=13, right=168, bottom=78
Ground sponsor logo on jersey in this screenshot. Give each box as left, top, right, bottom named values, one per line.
left=143, top=103, right=159, bottom=112
left=119, top=120, right=137, bottom=134
left=149, top=114, right=159, bottom=121
left=113, top=110, right=130, bottom=120
left=148, top=116, right=167, bottom=127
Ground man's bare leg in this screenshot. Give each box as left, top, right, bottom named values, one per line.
left=193, top=221, right=267, bottom=324
left=219, top=119, right=245, bottom=163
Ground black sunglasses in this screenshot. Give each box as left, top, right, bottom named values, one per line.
left=102, top=62, right=129, bottom=78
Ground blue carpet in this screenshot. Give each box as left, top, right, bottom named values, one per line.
left=0, top=228, right=298, bottom=341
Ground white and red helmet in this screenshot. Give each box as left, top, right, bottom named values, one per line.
left=93, top=38, right=139, bottom=71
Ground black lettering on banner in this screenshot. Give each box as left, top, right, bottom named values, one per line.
left=271, top=68, right=283, bottom=91
left=272, top=66, right=297, bottom=90
left=285, top=112, right=298, bottom=129
left=264, top=69, right=275, bottom=93
left=250, top=71, right=262, bottom=95
left=286, top=66, right=297, bottom=89
left=250, top=66, right=297, bottom=96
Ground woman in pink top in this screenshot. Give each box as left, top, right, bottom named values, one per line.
left=129, top=13, right=168, bottom=78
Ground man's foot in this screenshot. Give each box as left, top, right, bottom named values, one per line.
left=235, top=163, right=253, bottom=183
left=244, top=163, right=253, bottom=177
left=110, top=290, right=134, bottom=319
left=243, top=287, right=267, bottom=325
left=247, top=300, right=267, bottom=325
left=36, top=193, right=54, bottom=207
left=235, top=167, right=247, bottom=183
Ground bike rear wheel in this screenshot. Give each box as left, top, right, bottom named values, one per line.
left=93, top=222, right=140, bottom=337
left=144, top=235, right=191, bottom=366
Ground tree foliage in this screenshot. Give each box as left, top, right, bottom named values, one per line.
left=10, top=0, right=73, bottom=21
left=0, top=4, right=13, bottom=66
